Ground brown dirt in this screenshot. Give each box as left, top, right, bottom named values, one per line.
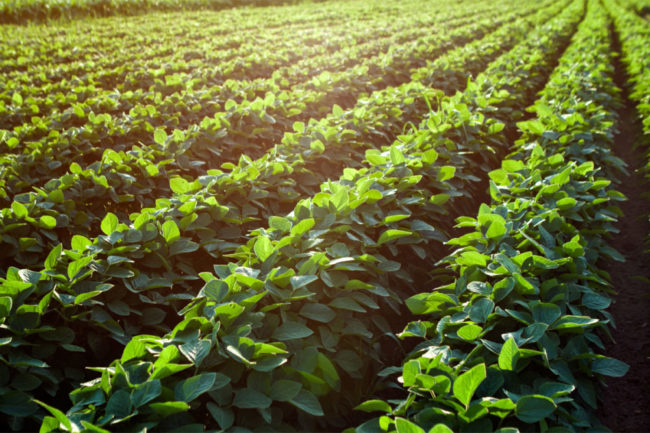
left=598, top=27, right=650, bottom=433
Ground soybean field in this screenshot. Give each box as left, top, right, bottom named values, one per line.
left=1, top=0, right=649, bottom=431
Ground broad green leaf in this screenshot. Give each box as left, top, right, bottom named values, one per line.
left=291, top=218, right=315, bottom=236
left=515, top=394, right=556, bottom=423
left=395, top=417, right=426, bottom=433
left=34, top=400, right=72, bottom=431
left=162, top=220, right=180, bottom=243
left=131, top=380, right=162, bottom=408
left=67, top=256, right=93, bottom=281
left=272, top=321, right=313, bottom=340
left=531, top=302, right=562, bottom=325
left=207, top=403, right=234, bottom=430
left=457, top=323, right=482, bottom=341
left=105, top=389, right=132, bottom=420
left=378, top=229, right=412, bottom=245
left=100, top=213, right=119, bottom=235
left=44, top=244, right=63, bottom=271
left=270, top=380, right=302, bottom=402
left=154, top=128, right=167, bottom=146
left=179, top=339, right=212, bottom=366
left=457, top=252, right=489, bottom=267
left=429, top=424, right=454, bottom=433
left=40, top=215, right=57, bottom=229
left=121, top=339, right=147, bottom=363
left=289, top=389, right=324, bottom=416
left=299, top=303, right=336, bottom=323
left=591, top=357, right=629, bottom=377
left=290, top=275, right=318, bottom=290
left=354, top=399, right=392, bottom=413
left=0, top=297, right=12, bottom=318
left=233, top=388, right=272, bottom=409
left=390, top=147, right=406, bottom=164
left=453, top=364, right=486, bottom=407
left=174, top=373, right=217, bottom=402
left=71, top=235, right=92, bottom=252
left=254, top=236, right=273, bottom=262
left=149, top=401, right=190, bottom=417
left=12, top=201, right=28, bottom=218
left=269, top=216, right=291, bottom=232
left=498, top=338, right=520, bottom=371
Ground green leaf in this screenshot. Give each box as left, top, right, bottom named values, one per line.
left=39, top=215, right=57, bottom=229
left=34, top=400, right=72, bottom=431
left=105, top=389, right=132, bottom=420
left=154, top=128, right=167, bottom=146
left=299, top=303, right=336, bottom=323
left=592, top=357, right=629, bottom=377
left=290, top=275, right=318, bottom=290
left=269, top=216, right=291, bottom=232
left=395, top=417, right=426, bottom=433
left=498, top=338, right=520, bottom=371
left=457, top=323, right=482, bottom=341
left=12, top=92, right=23, bottom=106
left=149, top=401, right=190, bottom=417
left=162, top=220, right=180, bottom=243
left=179, top=339, right=212, bottom=366
left=515, top=394, right=556, bottom=423
left=270, top=380, right=302, bottom=402
left=378, top=229, right=412, bottom=245
left=233, top=388, right=272, bottom=409
left=121, top=340, right=147, bottom=364
left=453, top=363, right=486, bottom=407
left=207, top=403, right=234, bottom=430
left=390, top=147, right=406, bottom=164
left=67, top=256, right=93, bottom=281
left=429, top=424, right=454, bottom=433
left=457, top=251, right=489, bottom=267
left=291, top=218, right=315, bottom=236
left=12, top=201, right=28, bottom=218
left=174, top=373, right=217, bottom=402
left=272, top=321, right=313, bottom=341
left=100, top=213, right=119, bottom=235
left=44, top=244, right=63, bottom=270
left=289, top=389, right=324, bottom=416
left=71, top=235, right=92, bottom=252
left=531, top=302, right=562, bottom=325
left=355, top=399, right=392, bottom=413
left=254, top=236, right=273, bottom=262
left=131, top=380, right=162, bottom=408
left=0, top=297, right=13, bottom=318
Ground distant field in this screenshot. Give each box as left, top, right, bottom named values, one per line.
left=0, top=0, right=649, bottom=431
left=0, top=0, right=304, bottom=24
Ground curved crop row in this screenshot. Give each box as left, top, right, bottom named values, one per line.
left=349, top=2, right=628, bottom=432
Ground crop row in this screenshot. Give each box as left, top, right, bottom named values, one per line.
left=604, top=0, right=650, bottom=185
left=350, top=1, right=629, bottom=432
left=0, top=0, right=308, bottom=25
left=0, top=0, right=583, bottom=430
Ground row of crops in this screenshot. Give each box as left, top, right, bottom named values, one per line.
left=0, top=0, right=305, bottom=25
left=0, top=0, right=648, bottom=431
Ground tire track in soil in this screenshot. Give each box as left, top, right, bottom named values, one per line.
left=599, top=25, right=650, bottom=433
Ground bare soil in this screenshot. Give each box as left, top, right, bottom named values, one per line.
left=598, top=27, right=650, bottom=433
